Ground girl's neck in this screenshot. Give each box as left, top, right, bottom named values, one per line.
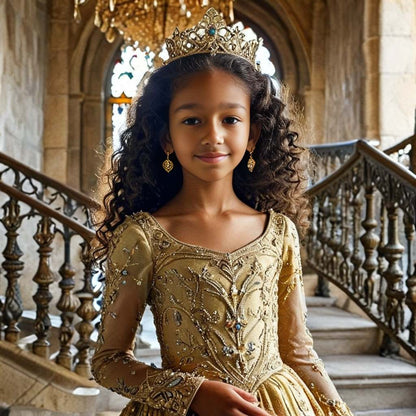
left=171, top=174, right=242, bottom=216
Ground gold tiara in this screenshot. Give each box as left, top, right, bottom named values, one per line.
left=163, top=8, right=262, bottom=70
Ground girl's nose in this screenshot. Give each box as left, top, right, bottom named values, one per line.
left=202, top=122, right=224, bottom=145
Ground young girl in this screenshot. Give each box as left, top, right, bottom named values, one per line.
left=92, top=8, right=353, bottom=416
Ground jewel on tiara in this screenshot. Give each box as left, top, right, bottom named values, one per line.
left=163, top=8, right=262, bottom=70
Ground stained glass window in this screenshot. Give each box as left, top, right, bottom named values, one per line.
left=108, top=46, right=155, bottom=150
left=108, top=24, right=277, bottom=151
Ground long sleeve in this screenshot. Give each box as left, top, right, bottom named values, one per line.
left=91, top=217, right=205, bottom=416
left=278, top=217, right=353, bottom=416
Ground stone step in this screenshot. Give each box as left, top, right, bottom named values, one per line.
left=306, top=295, right=337, bottom=307
left=95, top=412, right=120, bottom=416
left=355, top=409, right=416, bottom=416
left=303, top=272, right=318, bottom=297
left=325, top=354, right=416, bottom=412
left=0, top=341, right=99, bottom=415
left=9, top=406, right=94, bottom=416
left=95, top=386, right=130, bottom=414
left=307, top=306, right=380, bottom=355
left=96, top=413, right=120, bottom=416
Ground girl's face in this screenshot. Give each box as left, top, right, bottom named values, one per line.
left=168, top=69, right=257, bottom=184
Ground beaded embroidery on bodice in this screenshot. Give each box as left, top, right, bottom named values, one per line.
left=91, top=210, right=354, bottom=416
left=134, top=210, right=285, bottom=392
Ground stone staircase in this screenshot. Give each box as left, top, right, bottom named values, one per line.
left=304, top=277, right=416, bottom=416
left=2, top=275, right=416, bottom=416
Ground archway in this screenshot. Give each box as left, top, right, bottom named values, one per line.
left=65, top=1, right=312, bottom=193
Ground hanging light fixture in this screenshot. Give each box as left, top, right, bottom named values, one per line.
left=74, top=1, right=235, bottom=52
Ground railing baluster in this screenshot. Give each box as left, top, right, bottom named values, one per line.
left=75, top=241, right=99, bottom=378
left=1, top=198, right=24, bottom=343
left=32, top=216, right=57, bottom=358
left=339, top=185, right=352, bottom=286
left=315, top=197, right=330, bottom=297
left=377, top=201, right=388, bottom=316
left=406, top=264, right=416, bottom=345
left=56, top=226, right=80, bottom=369
left=403, top=215, right=415, bottom=281
left=360, top=183, right=379, bottom=307
left=351, top=173, right=363, bottom=295
left=380, top=202, right=405, bottom=356
left=314, top=197, right=324, bottom=268
left=328, top=191, right=341, bottom=276
left=307, top=199, right=318, bottom=260
left=319, top=199, right=330, bottom=270
left=404, top=215, right=415, bottom=346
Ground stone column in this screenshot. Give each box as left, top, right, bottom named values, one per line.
left=304, top=0, right=327, bottom=144
left=363, top=0, right=381, bottom=142
left=378, top=0, right=416, bottom=148
left=67, top=93, right=84, bottom=189
left=43, top=0, right=71, bottom=183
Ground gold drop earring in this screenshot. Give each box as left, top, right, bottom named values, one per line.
left=247, top=148, right=256, bottom=172
left=162, top=151, right=174, bottom=173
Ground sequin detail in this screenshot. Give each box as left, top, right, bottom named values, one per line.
left=92, top=211, right=354, bottom=416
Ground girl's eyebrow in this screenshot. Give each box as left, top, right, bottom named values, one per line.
left=174, top=102, right=247, bottom=113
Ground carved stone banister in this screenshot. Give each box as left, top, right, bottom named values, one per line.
left=0, top=181, right=95, bottom=242
left=0, top=151, right=99, bottom=210
left=310, top=139, right=359, bottom=155
left=308, top=140, right=359, bottom=184
left=0, top=156, right=101, bottom=379
left=307, top=139, right=416, bottom=361
left=384, top=134, right=415, bottom=172
left=309, top=135, right=415, bottom=185
left=312, top=140, right=416, bottom=202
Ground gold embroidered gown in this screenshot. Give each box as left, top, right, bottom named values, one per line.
left=92, top=210, right=353, bottom=416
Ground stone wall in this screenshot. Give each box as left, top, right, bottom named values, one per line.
left=0, top=0, right=48, bottom=169
left=324, top=0, right=365, bottom=143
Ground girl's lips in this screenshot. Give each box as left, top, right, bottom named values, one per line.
left=195, top=153, right=229, bottom=164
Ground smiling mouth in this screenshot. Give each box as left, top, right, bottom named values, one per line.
left=195, top=154, right=229, bottom=164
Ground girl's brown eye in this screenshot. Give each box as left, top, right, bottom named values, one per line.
left=223, top=117, right=239, bottom=124
left=183, top=118, right=200, bottom=125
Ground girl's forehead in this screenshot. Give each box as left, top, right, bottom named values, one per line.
left=171, top=69, right=250, bottom=101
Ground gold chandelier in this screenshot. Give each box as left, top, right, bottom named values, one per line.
left=74, top=1, right=235, bottom=52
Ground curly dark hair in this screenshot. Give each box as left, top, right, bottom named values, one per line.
left=94, top=53, right=310, bottom=265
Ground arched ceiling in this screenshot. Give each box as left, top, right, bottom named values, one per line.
left=69, top=0, right=313, bottom=97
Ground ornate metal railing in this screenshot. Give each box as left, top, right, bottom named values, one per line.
left=308, top=135, right=415, bottom=184
left=384, top=133, right=416, bottom=173
left=308, top=140, right=359, bottom=185
left=0, top=152, right=99, bottom=222
left=307, top=140, right=416, bottom=360
left=0, top=151, right=100, bottom=377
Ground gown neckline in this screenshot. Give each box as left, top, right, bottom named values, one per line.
left=143, top=209, right=274, bottom=257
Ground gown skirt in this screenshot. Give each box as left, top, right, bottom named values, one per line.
left=119, top=364, right=327, bottom=416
